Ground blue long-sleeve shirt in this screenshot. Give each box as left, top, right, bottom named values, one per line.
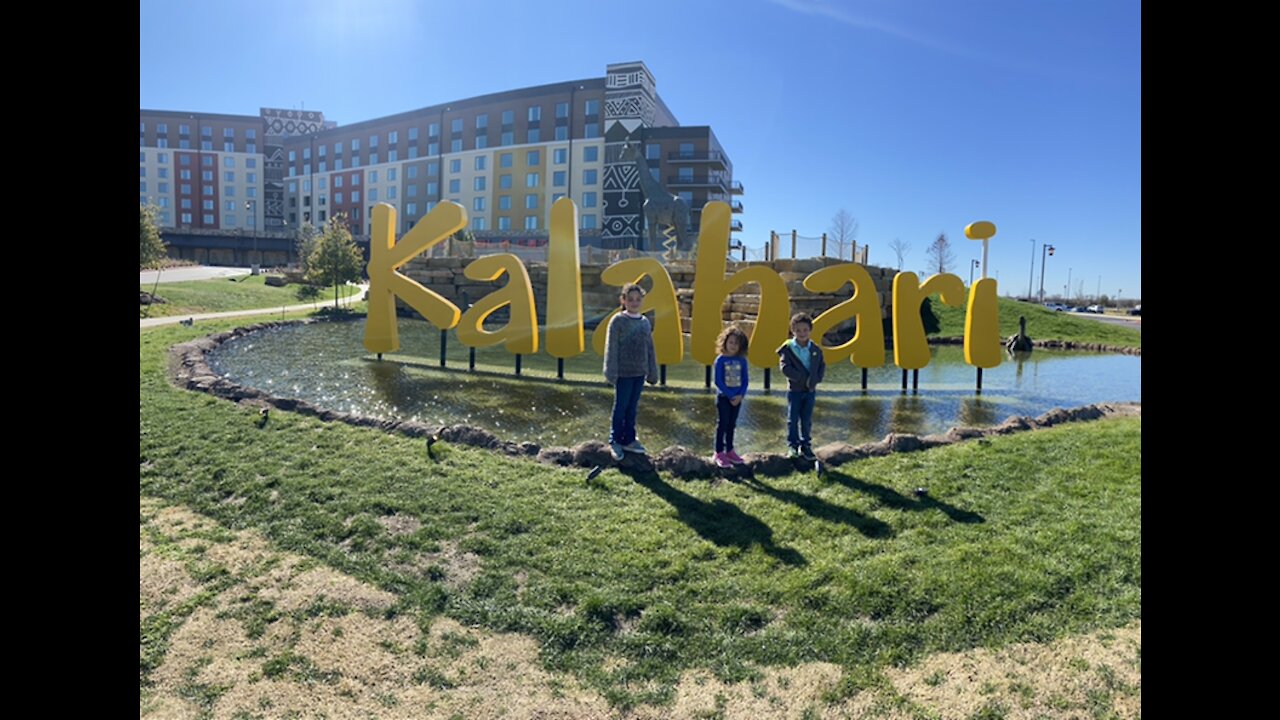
left=713, top=355, right=749, bottom=399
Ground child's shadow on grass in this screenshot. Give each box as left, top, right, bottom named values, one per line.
left=621, top=468, right=807, bottom=567
left=825, top=470, right=985, bottom=524
left=739, top=475, right=895, bottom=538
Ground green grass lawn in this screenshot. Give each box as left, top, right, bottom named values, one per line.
left=141, top=317, right=1141, bottom=710
left=926, top=297, right=1141, bottom=350
left=140, top=274, right=360, bottom=318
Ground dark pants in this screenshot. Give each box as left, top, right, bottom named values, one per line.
left=786, top=390, right=816, bottom=448
left=610, top=376, right=645, bottom=446
left=716, top=394, right=741, bottom=453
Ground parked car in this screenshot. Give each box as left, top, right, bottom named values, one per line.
left=1127, top=305, right=1141, bottom=316
left=1087, top=304, right=1104, bottom=314
left=1071, top=306, right=1088, bottom=313
left=1044, top=303, right=1067, bottom=311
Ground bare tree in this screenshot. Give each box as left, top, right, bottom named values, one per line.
left=827, top=208, right=859, bottom=260
left=887, top=237, right=910, bottom=270
left=924, top=233, right=955, bottom=275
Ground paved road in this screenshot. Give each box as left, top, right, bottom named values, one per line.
left=140, top=265, right=251, bottom=285
left=1064, top=312, right=1141, bottom=333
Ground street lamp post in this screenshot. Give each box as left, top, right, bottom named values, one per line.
left=1038, top=243, right=1055, bottom=303
left=969, top=259, right=980, bottom=286
left=246, top=199, right=258, bottom=274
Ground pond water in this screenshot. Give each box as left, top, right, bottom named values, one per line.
left=207, top=319, right=1141, bottom=453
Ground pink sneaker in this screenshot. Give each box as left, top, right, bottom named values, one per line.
left=713, top=452, right=732, bottom=468
left=724, top=450, right=745, bottom=465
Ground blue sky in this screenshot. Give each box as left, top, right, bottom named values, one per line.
left=140, top=0, right=1141, bottom=300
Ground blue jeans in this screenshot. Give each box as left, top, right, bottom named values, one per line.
left=786, top=390, right=816, bottom=448
left=610, top=376, right=645, bottom=446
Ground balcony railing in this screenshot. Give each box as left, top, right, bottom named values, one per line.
left=730, top=180, right=744, bottom=194
left=668, top=176, right=729, bottom=192
left=666, top=150, right=727, bottom=167
left=730, top=220, right=743, bottom=232
left=731, top=201, right=744, bottom=213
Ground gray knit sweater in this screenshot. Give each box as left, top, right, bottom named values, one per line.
left=602, top=313, right=659, bottom=384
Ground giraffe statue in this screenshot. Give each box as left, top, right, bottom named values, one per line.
left=619, top=142, right=692, bottom=253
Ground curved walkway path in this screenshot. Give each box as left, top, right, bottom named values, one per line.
left=140, top=283, right=366, bottom=329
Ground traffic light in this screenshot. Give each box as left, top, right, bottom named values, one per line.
left=1048, top=246, right=1055, bottom=256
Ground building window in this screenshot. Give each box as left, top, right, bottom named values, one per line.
left=679, top=167, right=694, bottom=182
left=498, top=216, right=510, bottom=230
left=451, top=139, right=462, bottom=152
left=499, top=195, right=511, bottom=210
left=246, top=158, right=256, bottom=168
left=158, top=168, right=168, bottom=178
left=500, top=132, right=513, bottom=146
left=524, top=216, right=538, bottom=230
left=203, top=186, right=214, bottom=196
left=369, top=188, right=378, bottom=202
left=202, top=155, right=214, bottom=167
left=526, top=172, right=540, bottom=187
left=554, top=148, right=567, bottom=164
left=451, top=118, right=463, bottom=133
left=203, top=214, right=214, bottom=225
left=475, top=156, right=486, bottom=171
left=555, top=126, right=568, bottom=141
left=408, top=146, right=418, bottom=159
left=225, top=186, right=235, bottom=197
left=387, top=168, right=397, bottom=181
left=140, top=180, right=147, bottom=192
left=351, top=139, right=360, bottom=152
left=527, top=150, right=540, bottom=165
left=499, top=153, right=513, bottom=168
left=407, top=165, right=418, bottom=179
left=582, top=214, right=597, bottom=230
left=679, top=142, right=695, bottom=157
left=427, top=182, right=438, bottom=196
left=475, top=135, right=488, bottom=149
left=527, top=128, right=540, bottom=143
left=528, top=106, right=541, bottom=122
left=450, top=159, right=461, bottom=173
left=352, top=190, right=361, bottom=203
left=584, top=146, right=599, bottom=162
left=646, top=144, right=660, bottom=160
left=407, top=184, right=417, bottom=197
left=553, top=171, right=566, bottom=187
left=369, top=170, right=379, bottom=184
left=679, top=191, right=694, bottom=205
left=203, top=199, right=214, bottom=210
left=388, top=150, right=397, bottom=162
left=552, top=192, right=566, bottom=204
left=409, top=127, right=419, bottom=140
left=225, top=200, right=236, bottom=211
left=584, top=123, right=599, bottom=138
left=224, top=142, right=234, bottom=152
left=179, top=155, right=191, bottom=166
left=583, top=169, right=598, bottom=185
left=158, top=152, right=168, bottom=163
left=585, top=99, right=600, bottom=115
left=140, top=167, right=147, bottom=177
left=369, top=153, right=378, bottom=165
left=556, top=102, right=569, bottom=118
left=352, top=174, right=360, bottom=186
left=406, top=202, right=417, bottom=216
left=473, top=217, right=486, bottom=230
left=427, top=142, right=439, bottom=156
left=474, top=176, right=486, bottom=191
left=158, top=182, right=168, bottom=193
left=498, top=174, right=512, bottom=189
left=334, top=176, right=343, bottom=188
left=181, top=212, right=193, bottom=224
left=582, top=192, right=597, bottom=208
left=449, top=179, right=460, bottom=193
left=473, top=197, right=486, bottom=211
left=387, top=186, right=396, bottom=199
left=157, top=123, right=168, bottom=134
left=525, top=194, right=538, bottom=210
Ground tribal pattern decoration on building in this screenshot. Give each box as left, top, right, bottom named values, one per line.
left=261, top=108, right=325, bottom=138
left=602, top=63, right=657, bottom=248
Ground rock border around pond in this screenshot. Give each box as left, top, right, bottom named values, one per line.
left=169, top=318, right=1142, bottom=480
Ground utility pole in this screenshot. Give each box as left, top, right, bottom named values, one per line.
left=1028, top=238, right=1035, bottom=300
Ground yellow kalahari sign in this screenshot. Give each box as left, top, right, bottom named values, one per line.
left=364, top=200, right=1001, bottom=370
